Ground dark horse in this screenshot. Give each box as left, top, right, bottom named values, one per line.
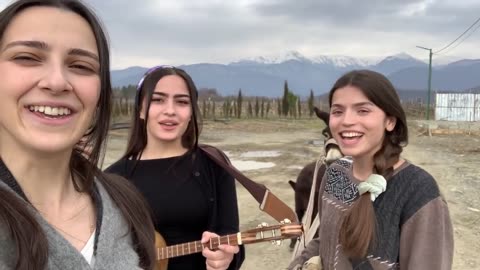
left=288, top=107, right=342, bottom=249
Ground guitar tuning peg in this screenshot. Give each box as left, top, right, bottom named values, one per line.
left=281, top=219, right=292, bottom=224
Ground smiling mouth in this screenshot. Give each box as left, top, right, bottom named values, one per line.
left=27, top=105, right=72, bottom=118
left=340, top=131, right=363, bottom=139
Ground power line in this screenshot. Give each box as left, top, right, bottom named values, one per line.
left=435, top=21, right=480, bottom=55
left=434, top=15, right=480, bottom=54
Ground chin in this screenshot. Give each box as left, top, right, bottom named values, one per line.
left=31, top=143, right=74, bottom=155
left=156, top=136, right=182, bottom=143
left=338, top=148, right=361, bottom=159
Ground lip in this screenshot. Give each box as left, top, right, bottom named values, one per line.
left=23, top=105, right=76, bottom=127
left=338, top=130, right=364, bottom=137
left=158, top=120, right=179, bottom=125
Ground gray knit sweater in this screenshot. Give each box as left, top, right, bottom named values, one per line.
left=0, top=178, right=142, bottom=270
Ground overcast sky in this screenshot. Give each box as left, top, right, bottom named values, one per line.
left=1, top=0, right=479, bottom=69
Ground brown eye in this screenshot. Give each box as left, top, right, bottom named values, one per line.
left=12, top=54, right=41, bottom=64
left=70, top=61, right=97, bottom=74
left=331, top=110, right=342, bottom=115
left=177, top=99, right=190, bottom=105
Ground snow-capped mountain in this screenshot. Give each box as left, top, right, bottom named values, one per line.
left=112, top=51, right=480, bottom=97
left=312, top=55, right=382, bottom=68
left=233, top=50, right=312, bottom=65
left=233, top=50, right=420, bottom=69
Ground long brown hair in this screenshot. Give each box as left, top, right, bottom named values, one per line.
left=329, top=70, right=408, bottom=258
left=123, top=66, right=202, bottom=161
left=0, top=1, right=154, bottom=269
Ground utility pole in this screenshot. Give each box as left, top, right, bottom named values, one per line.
left=416, top=46, right=433, bottom=120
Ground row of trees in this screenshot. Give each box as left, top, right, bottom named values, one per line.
left=111, top=80, right=323, bottom=119
left=210, top=82, right=317, bottom=119
left=111, top=81, right=433, bottom=120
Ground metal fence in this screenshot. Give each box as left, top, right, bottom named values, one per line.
left=435, top=93, right=480, bottom=121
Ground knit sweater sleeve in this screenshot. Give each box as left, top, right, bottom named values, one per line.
left=399, top=196, right=454, bottom=270
left=287, top=237, right=321, bottom=269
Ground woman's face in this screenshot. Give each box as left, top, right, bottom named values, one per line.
left=141, top=75, right=192, bottom=147
left=329, top=85, right=396, bottom=161
left=0, top=6, right=101, bottom=155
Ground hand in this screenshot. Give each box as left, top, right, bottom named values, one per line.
left=201, top=231, right=239, bottom=270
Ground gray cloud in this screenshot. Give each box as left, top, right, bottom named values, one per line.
left=91, top=0, right=480, bottom=68
left=252, top=0, right=480, bottom=34
left=2, top=0, right=476, bottom=68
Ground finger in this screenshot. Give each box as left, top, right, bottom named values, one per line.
left=202, top=246, right=219, bottom=259
left=203, top=247, right=235, bottom=261
left=217, top=244, right=240, bottom=254
left=201, top=231, right=220, bottom=243
left=205, top=257, right=229, bottom=270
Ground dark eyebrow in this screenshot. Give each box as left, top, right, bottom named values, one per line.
left=68, top=48, right=99, bottom=62
left=2, top=40, right=99, bottom=62
left=331, top=101, right=374, bottom=108
left=3, top=40, right=48, bottom=51
left=353, top=102, right=374, bottom=107
left=153, top=92, right=190, bottom=98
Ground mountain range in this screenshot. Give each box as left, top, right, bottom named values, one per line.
left=111, top=51, right=480, bottom=99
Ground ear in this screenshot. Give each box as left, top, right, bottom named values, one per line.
left=385, top=116, right=396, bottom=132
left=288, top=180, right=296, bottom=190
left=314, top=107, right=330, bottom=125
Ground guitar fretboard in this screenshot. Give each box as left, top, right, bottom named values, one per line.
left=157, top=233, right=240, bottom=260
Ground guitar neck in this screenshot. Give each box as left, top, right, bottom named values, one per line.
left=157, top=233, right=241, bottom=260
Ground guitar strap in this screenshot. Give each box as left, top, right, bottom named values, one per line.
left=199, top=144, right=298, bottom=224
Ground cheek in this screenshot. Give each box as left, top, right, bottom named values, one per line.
left=328, top=118, right=340, bottom=134
left=77, top=79, right=101, bottom=109
left=182, top=107, right=193, bottom=121
left=0, top=69, right=33, bottom=101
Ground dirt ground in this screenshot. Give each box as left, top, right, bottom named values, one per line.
left=104, top=118, right=480, bottom=270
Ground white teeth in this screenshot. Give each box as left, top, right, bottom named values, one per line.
left=28, top=105, right=72, bottom=116
left=342, top=132, right=362, bottom=138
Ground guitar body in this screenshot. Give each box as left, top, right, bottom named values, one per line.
left=155, top=231, right=168, bottom=270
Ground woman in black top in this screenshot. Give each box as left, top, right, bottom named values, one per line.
left=106, top=66, right=244, bottom=270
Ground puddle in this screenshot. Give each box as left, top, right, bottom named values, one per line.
left=239, top=151, right=281, bottom=158
left=230, top=160, right=276, bottom=171
left=306, top=140, right=324, bottom=146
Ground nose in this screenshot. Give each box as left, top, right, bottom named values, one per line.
left=163, top=99, right=176, bottom=116
left=37, top=63, right=73, bottom=93
left=342, top=109, right=356, bottom=126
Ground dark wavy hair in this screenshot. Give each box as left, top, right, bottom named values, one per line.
left=329, top=69, right=408, bottom=258
left=0, top=1, right=155, bottom=269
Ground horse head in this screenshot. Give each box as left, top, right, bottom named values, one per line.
left=313, top=106, right=343, bottom=164
left=287, top=108, right=344, bottom=250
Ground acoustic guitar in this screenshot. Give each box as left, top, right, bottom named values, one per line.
left=154, top=221, right=303, bottom=270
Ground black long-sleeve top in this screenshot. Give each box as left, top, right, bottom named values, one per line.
left=105, top=147, right=245, bottom=270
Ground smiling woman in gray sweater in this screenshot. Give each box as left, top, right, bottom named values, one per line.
left=288, top=70, right=453, bottom=270
left=0, top=1, right=155, bottom=269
